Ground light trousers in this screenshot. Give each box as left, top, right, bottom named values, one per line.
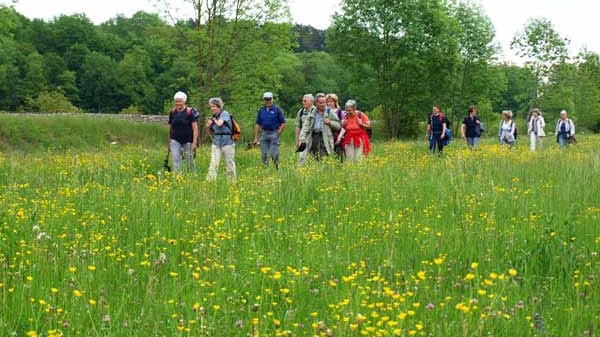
left=345, top=139, right=364, bottom=163
left=206, top=144, right=236, bottom=182
left=170, top=139, right=195, bottom=173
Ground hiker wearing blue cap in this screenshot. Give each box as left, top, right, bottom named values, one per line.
left=253, top=92, right=286, bottom=168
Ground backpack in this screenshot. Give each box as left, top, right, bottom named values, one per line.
left=211, top=112, right=241, bottom=142
left=430, top=113, right=450, bottom=144
left=229, top=115, right=241, bottom=142
left=357, top=111, right=372, bottom=139
left=512, top=121, right=518, bottom=139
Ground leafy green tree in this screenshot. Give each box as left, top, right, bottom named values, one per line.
left=511, top=18, right=569, bottom=107
left=329, top=0, right=461, bottom=138
left=492, top=64, right=536, bottom=119
left=78, top=52, right=126, bottom=112
left=292, top=25, right=326, bottom=52
left=449, top=1, right=504, bottom=123
left=117, top=46, right=158, bottom=114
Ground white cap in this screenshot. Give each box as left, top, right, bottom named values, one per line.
left=263, top=92, right=274, bottom=99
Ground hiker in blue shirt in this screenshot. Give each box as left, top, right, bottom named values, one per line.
left=253, top=92, right=286, bottom=168
left=461, top=105, right=483, bottom=150
left=426, top=105, right=447, bottom=154
left=206, top=97, right=236, bottom=182
left=168, top=91, right=199, bottom=173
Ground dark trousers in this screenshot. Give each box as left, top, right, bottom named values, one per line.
left=309, top=132, right=328, bottom=161
left=429, top=133, right=444, bottom=153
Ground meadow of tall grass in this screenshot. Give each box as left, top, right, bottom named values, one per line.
left=0, top=116, right=598, bottom=337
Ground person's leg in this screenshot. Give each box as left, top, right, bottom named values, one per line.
left=298, top=150, right=308, bottom=166
left=437, top=135, right=444, bottom=153
left=530, top=132, right=536, bottom=151
left=260, top=132, right=270, bottom=165
left=223, top=145, right=236, bottom=182
left=345, top=140, right=356, bottom=162
left=355, top=141, right=364, bottom=161
left=183, top=143, right=196, bottom=172
left=429, top=135, right=436, bottom=154
left=467, top=137, right=474, bottom=149
left=268, top=132, right=281, bottom=167
left=558, top=134, right=566, bottom=147
left=206, top=144, right=221, bottom=181
left=472, top=137, right=480, bottom=149
left=170, top=139, right=183, bottom=173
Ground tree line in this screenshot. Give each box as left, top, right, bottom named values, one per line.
left=1, top=0, right=599, bottom=137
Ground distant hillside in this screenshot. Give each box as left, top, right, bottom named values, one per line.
left=0, top=114, right=167, bottom=152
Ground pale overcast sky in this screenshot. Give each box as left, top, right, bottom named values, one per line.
left=12, top=0, right=600, bottom=63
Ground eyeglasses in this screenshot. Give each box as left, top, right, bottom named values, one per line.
left=264, top=98, right=273, bottom=101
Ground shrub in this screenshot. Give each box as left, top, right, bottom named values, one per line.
left=25, top=91, right=81, bottom=113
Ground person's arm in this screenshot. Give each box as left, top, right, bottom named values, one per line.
left=253, top=124, right=260, bottom=144
left=461, top=123, right=466, bottom=139
left=336, top=128, right=346, bottom=144
left=295, top=110, right=302, bottom=146
left=299, top=113, right=312, bottom=144
left=570, top=120, right=575, bottom=136
left=167, top=125, right=172, bottom=151
left=426, top=123, right=431, bottom=139
left=441, top=122, right=447, bottom=139
left=192, top=122, right=199, bottom=150
left=276, top=108, right=286, bottom=137
left=357, top=112, right=370, bottom=129
left=253, top=110, right=261, bottom=144
left=328, top=111, right=341, bottom=131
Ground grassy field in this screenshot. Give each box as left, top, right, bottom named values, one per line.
left=0, top=115, right=599, bottom=337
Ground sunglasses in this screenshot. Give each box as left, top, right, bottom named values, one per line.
left=264, top=98, right=273, bottom=101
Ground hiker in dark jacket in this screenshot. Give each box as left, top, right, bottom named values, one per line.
left=168, top=91, right=199, bottom=173
left=426, top=105, right=447, bottom=154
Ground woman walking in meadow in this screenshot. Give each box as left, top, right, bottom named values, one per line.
left=555, top=110, right=576, bottom=147
left=460, top=105, right=483, bottom=150
left=426, top=105, right=447, bottom=154
left=498, top=110, right=516, bottom=147
left=336, top=100, right=371, bottom=162
left=205, top=97, right=236, bottom=182
left=327, top=93, right=345, bottom=160
left=168, top=91, right=199, bottom=173
left=527, top=108, right=546, bottom=151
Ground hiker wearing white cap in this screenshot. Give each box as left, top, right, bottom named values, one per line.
left=253, top=92, right=286, bottom=167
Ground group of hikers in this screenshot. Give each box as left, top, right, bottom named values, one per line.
left=167, top=91, right=577, bottom=179
left=166, top=91, right=372, bottom=181
left=427, top=105, right=576, bottom=154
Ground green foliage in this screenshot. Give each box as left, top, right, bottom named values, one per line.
left=25, top=91, right=80, bottom=113
left=120, top=104, right=142, bottom=115
left=292, top=24, right=326, bottom=52
left=329, top=0, right=464, bottom=138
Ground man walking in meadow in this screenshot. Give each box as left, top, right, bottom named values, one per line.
left=298, top=93, right=341, bottom=162
left=253, top=92, right=286, bottom=168
left=295, top=94, right=316, bottom=166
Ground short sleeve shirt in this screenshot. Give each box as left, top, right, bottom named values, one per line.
left=210, top=111, right=235, bottom=147
left=256, top=105, right=286, bottom=131
left=462, top=116, right=481, bottom=138
left=169, top=107, right=199, bottom=144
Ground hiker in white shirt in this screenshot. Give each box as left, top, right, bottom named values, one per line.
left=527, top=108, right=545, bottom=151
left=555, top=110, right=576, bottom=147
